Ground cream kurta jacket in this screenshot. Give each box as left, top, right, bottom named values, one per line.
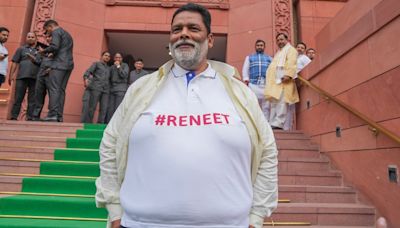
left=265, top=45, right=299, bottom=104
left=95, top=60, right=278, bottom=228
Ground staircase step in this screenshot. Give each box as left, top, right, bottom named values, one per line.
left=279, top=157, right=330, bottom=172
left=83, top=123, right=106, bottom=130
left=54, top=149, right=99, bottom=162
left=0, top=126, right=76, bottom=138
left=21, top=177, right=96, bottom=195
left=0, top=147, right=54, bottom=160
left=66, top=138, right=101, bottom=149
left=273, top=132, right=310, bottom=140
left=0, top=176, right=23, bottom=192
left=75, top=129, right=104, bottom=139
left=0, top=135, right=65, bottom=148
left=0, top=120, right=83, bottom=132
left=279, top=170, right=342, bottom=186
left=279, top=185, right=357, bottom=203
left=278, top=142, right=319, bottom=150
left=0, top=160, right=40, bottom=175
left=270, top=203, right=375, bottom=226
left=279, top=149, right=321, bottom=159
left=40, top=162, right=99, bottom=177
left=0, top=218, right=106, bottom=228
left=0, top=195, right=107, bottom=219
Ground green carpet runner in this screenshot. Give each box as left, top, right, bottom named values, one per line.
left=0, top=124, right=108, bottom=227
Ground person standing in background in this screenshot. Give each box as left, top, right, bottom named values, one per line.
left=40, top=20, right=74, bottom=122
left=129, top=58, right=149, bottom=85
left=265, top=33, right=298, bottom=130
left=242, top=39, right=272, bottom=120
left=306, top=48, right=316, bottom=61
left=8, top=32, right=40, bottom=120
left=106, top=52, right=129, bottom=122
left=80, top=51, right=111, bottom=123
left=0, top=27, right=9, bottom=87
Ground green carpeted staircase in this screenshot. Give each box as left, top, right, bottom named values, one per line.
left=0, top=124, right=108, bottom=228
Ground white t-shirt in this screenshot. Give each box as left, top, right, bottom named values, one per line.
left=120, top=63, right=252, bottom=228
left=0, top=42, right=8, bottom=75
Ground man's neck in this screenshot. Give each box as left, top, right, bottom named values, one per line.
left=279, top=43, right=289, bottom=50
left=194, top=62, right=209, bottom=75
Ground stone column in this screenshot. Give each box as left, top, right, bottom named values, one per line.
left=273, top=0, right=294, bottom=51
left=31, top=0, right=57, bottom=44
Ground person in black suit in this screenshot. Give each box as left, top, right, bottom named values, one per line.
left=40, top=19, right=74, bottom=122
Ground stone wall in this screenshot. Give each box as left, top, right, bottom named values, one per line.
left=297, top=0, right=400, bottom=226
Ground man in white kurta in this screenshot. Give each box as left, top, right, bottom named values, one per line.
left=283, top=42, right=311, bottom=130
left=264, top=33, right=298, bottom=129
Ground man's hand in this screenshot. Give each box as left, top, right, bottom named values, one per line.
left=114, top=61, right=121, bottom=68
left=8, top=76, right=14, bottom=86
left=249, top=225, right=255, bottom=228
left=281, top=75, right=292, bottom=83
left=0, top=54, right=7, bottom=61
left=111, top=219, right=121, bottom=228
left=84, top=78, right=90, bottom=88
left=44, top=68, right=51, bottom=75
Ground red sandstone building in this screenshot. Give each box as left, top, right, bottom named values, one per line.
left=0, top=0, right=399, bottom=227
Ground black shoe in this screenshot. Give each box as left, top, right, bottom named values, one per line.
left=42, top=116, right=58, bottom=122
left=10, top=117, right=17, bottom=120
left=271, top=126, right=283, bottom=130
left=57, top=117, right=63, bottom=122
left=30, top=116, right=41, bottom=121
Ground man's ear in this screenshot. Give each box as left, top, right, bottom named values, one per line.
left=208, top=33, right=214, bottom=49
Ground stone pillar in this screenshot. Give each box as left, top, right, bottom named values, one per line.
left=31, top=0, right=57, bottom=44
left=272, top=0, right=294, bottom=51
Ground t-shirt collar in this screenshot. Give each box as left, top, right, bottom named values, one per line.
left=172, top=62, right=216, bottom=79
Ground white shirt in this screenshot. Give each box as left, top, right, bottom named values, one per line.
left=120, top=64, right=252, bottom=228
left=296, top=54, right=311, bottom=74
left=0, top=42, right=8, bottom=75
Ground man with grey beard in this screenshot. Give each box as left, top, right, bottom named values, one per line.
left=96, top=3, right=278, bottom=228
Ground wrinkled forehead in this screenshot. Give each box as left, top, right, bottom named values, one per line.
left=172, top=11, right=205, bottom=28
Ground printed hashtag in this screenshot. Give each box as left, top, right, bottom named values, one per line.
left=155, top=114, right=166, bottom=126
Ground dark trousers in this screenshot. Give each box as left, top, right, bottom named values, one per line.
left=106, top=91, right=125, bottom=123
left=11, top=78, right=36, bottom=119
left=32, top=75, right=50, bottom=118
left=81, top=89, right=109, bottom=124
left=47, top=69, right=72, bottom=119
